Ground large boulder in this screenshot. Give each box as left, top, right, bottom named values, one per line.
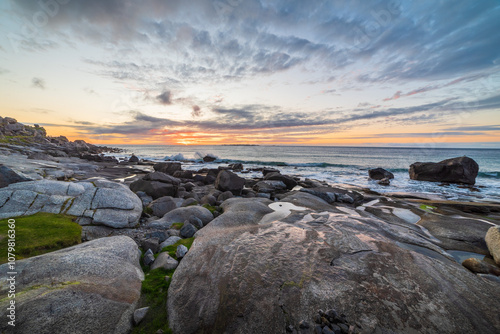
left=214, top=170, right=245, bottom=195
left=264, top=172, right=298, bottom=190
left=0, top=165, right=31, bottom=188
left=148, top=196, right=182, bottom=218
left=0, top=180, right=142, bottom=228
left=153, top=162, right=182, bottom=175
left=147, top=206, right=214, bottom=229
left=129, top=180, right=176, bottom=199
left=409, top=156, right=479, bottom=185
left=368, top=168, right=394, bottom=180
left=485, top=226, right=500, bottom=266
left=167, top=198, right=500, bottom=334
left=0, top=236, right=144, bottom=334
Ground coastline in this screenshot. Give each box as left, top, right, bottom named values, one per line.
left=1, top=118, right=500, bottom=333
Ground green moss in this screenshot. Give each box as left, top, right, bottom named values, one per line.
left=0, top=213, right=82, bottom=264
left=143, top=207, right=153, bottom=215
left=419, top=204, right=436, bottom=212
left=202, top=203, right=219, bottom=214
left=0, top=135, right=34, bottom=145
left=131, top=268, right=174, bottom=334
left=161, top=237, right=195, bottom=259
left=171, top=222, right=184, bottom=230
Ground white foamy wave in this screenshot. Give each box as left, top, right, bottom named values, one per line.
left=164, top=153, right=186, bottom=161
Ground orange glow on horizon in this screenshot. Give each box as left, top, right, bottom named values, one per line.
left=45, top=125, right=500, bottom=147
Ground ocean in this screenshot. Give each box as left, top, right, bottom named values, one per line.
left=111, top=145, right=500, bottom=202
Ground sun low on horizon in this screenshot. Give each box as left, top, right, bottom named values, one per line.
left=0, top=0, right=499, bottom=148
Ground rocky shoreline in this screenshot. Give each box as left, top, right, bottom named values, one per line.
left=1, top=118, right=500, bottom=333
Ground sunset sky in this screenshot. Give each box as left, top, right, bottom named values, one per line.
left=0, top=0, right=499, bottom=146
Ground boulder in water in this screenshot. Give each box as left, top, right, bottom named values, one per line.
left=409, top=156, right=479, bottom=185
left=368, top=168, right=394, bottom=180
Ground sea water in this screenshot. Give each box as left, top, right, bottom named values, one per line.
left=112, top=145, right=500, bottom=202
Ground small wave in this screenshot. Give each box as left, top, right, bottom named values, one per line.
left=478, top=171, right=500, bottom=179
left=164, top=153, right=187, bottom=161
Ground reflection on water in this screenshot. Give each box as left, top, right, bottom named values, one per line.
left=446, top=250, right=488, bottom=263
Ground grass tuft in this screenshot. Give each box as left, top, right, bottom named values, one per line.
left=0, top=213, right=81, bottom=264
left=161, top=237, right=195, bottom=259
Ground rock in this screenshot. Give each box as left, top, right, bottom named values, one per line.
left=148, top=206, right=213, bottom=229
left=409, top=156, right=479, bottom=185
left=253, top=180, right=287, bottom=194
left=136, top=191, right=153, bottom=207
left=167, top=198, right=500, bottom=334
left=264, top=172, right=298, bottom=190
left=143, top=172, right=181, bottom=185
left=377, top=178, right=391, bottom=186
left=146, top=231, right=168, bottom=243
left=0, top=165, right=31, bottom=188
left=153, top=162, right=182, bottom=175
left=130, top=180, right=176, bottom=199
left=180, top=223, right=197, bottom=238
left=215, top=170, right=245, bottom=195
left=188, top=215, right=204, bottom=229
left=159, top=236, right=182, bottom=250
left=181, top=198, right=198, bottom=207
left=0, top=236, right=143, bottom=334
left=143, top=250, right=155, bottom=266
left=300, top=186, right=363, bottom=205
left=129, top=154, right=140, bottom=163
left=148, top=196, right=181, bottom=218
left=217, top=190, right=234, bottom=202
left=176, top=245, right=188, bottom=259
left=173, top=170, right=193, bottom=179
left=417, top=213, right=492, bottom=254
left=201, top=194, right=217, bottom=206
left=0, top=180, right=142, bottom=228
left=462, top=258, right=500, bottom=276
left=229, top=163, right=244, bottom=171
left=133, top=307, right=149, bottom=325
left=151, top=252, right=179, bottom=270
left=368, top=168, right=394, bottom=180
left=203, top=155, right=217, bottom=162
left=27, top=152, right=59, bottom=162
left=262, top=168, right=280, bottom=176
left=485, top=226, right=500, bottom=266
left=141, top=238, right=160, bottom=254
left=81, top=225, right=116, bottom=241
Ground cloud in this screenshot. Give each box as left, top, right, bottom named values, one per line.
left=443, top=125, right=500, bottom=132
left=383, top=90, right=401, bottom=101
left=156, top=90, right=172, bottom=105
left=191, top=105, right=202, bottom=117
left=31, top=77, right=45, bottom=89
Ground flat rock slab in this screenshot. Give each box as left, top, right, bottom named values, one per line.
left=168, top=198, right=500, bottom=334
left=0, top=236, right=144, bottom=334
left=417, top=213, right=495, bottom=254
left=0, top=179, right=142, bottom=228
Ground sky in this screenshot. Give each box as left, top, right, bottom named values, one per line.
left=0, top=0, right=499, bottom=147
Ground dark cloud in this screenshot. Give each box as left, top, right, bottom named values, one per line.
left=443, top=125, right=500, bottom=132
left=191, top=105, right=202, bottom=118
left=31, top=77, right=45, bottom=89
left=156, top=90, right=171, bottom=105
